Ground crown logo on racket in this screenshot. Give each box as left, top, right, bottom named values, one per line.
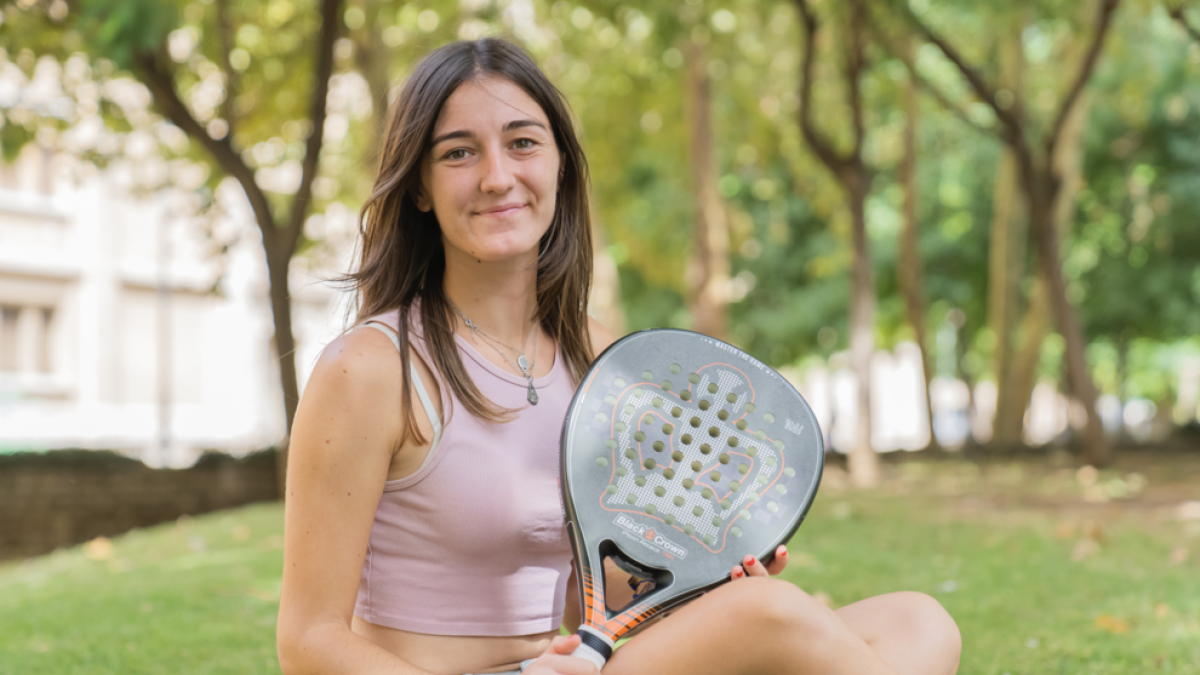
left=591, top=363, right=798, bottom=553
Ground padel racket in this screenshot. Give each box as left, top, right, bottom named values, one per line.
left=561, top=329, right=824, bottom=670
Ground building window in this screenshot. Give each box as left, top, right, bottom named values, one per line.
left=0, top=305, right=55, bottom=374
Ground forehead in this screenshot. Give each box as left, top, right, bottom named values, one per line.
left=432, top=76, right=552, bottom=134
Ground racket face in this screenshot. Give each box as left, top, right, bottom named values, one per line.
left=562, top=329, right=823, bottom=640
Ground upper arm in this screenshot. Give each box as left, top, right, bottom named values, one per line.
left=277, top=328, right=405, bottom=646
left=588, top=316, right=617, bottom=359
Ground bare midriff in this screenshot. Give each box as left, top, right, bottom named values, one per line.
left=351, top=616, right=557, bottom=675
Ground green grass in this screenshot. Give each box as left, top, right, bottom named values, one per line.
left=1, top=461, right=1198, bottom=674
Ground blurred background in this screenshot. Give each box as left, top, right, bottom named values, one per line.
left=1, top=0, right=1199, bottom=673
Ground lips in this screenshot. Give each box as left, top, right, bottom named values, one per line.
left=476, top=203, right=525, bottom=216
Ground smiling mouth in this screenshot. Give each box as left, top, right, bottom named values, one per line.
left=477, top=204, right=525, bottom=216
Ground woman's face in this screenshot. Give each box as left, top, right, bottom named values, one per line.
left=418, top=76, right=561, bottom=265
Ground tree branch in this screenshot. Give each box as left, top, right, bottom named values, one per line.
left=282, top=0, right=341, bottom=256
left=1168, top=4, right=1200, bottom=43
left=1047, top=0, right=1120, bottom=158
left=898, top=2, right=1023, bottom=142
left=847, top=1, right=867, bottom=162
left=793, top=0, right=852, bottom=175
left=133, top=50, right=277, bottom=247
left=856, top=0, right=993, bottom=138
left=215, top=0, right=239, bottom=136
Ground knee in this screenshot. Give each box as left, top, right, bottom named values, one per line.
left=720, top=579, right=840, bottom=641
left=893, top=592, right=962, bottom=663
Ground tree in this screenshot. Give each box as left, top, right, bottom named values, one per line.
left=792, top=0, right=879, bottom=486
left=896, top=40, right=938, bottom=451
left=4, top=0, right=343, bottom=493
left=883, top=0, right=1122, bottom=464
left=685, top=38, right=731, bottom=341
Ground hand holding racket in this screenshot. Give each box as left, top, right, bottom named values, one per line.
left=560, top=329, right=824, bottom=670
left=527, top=635, right=600, bottom=675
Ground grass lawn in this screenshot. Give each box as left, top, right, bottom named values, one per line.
left=1, top=454, right=1198, bottom=674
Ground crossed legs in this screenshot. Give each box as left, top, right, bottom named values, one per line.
left=603, top=579, right=961, bottom=675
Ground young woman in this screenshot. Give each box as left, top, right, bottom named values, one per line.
left=276, top=38, right=961, bottom=675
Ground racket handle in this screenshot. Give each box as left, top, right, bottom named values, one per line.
left=571, top=626, right=614, bottom=671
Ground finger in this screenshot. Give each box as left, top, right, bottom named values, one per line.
left=765, top=545, right=789, bottom=575
left=742, top=554, right=769, bottom=578
left=730, top=564, right=746, bottom=580
left=542, top=634, right=581, bottom=656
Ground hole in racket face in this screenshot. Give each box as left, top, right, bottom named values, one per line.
left=599, top=541, right=673, bottom=615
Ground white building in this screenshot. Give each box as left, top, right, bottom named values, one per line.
left=0, top=145, right=348, bottom=467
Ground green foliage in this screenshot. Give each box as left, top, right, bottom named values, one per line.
left=77, top=0, right=180, bottom=70
left=2, top=0, right=1197, bottom=412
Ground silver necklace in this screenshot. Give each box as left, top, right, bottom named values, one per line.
left=448, top=300, right=540, bottom=405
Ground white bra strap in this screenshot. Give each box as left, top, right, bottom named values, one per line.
left=362, top=322, right=443, bottom=435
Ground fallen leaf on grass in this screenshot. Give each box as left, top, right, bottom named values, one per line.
left=1082, top=520, right=1106, bottom=543
left=232, top=525, right=252, bottom=542
left=85, top=537, right=112, bottom=561
left=1054, top=522, right=1077, bottom=540
left=791, top=552, right=818, bottom=568
left=1094, top=613, right=1130, bottom=634
left=1156, top=603, right=1171, bottom=618
left=1168, top=546, right=1189, bottom=566
left=1072, top=539, right=1100, bottom=561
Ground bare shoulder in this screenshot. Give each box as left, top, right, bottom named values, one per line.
left=294, top=326, right=406, bottom=458
left=588, top=316, right=618, bottom=358
left=311, top=325, right=403, bottom=389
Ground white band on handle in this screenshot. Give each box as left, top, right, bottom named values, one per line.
left=570, top=642, right=608, bottom=672
left=571, top=626, right=614, bottom=671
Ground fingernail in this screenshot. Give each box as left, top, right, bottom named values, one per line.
left=779, top=546, right=789, bottom=556
left=747, top=557, right=756, bottom=566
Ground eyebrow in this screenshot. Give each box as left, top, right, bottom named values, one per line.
left=429, top=119, right=549, bottom=148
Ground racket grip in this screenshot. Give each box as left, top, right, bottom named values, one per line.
left=571, top=626, right=614, bottom=671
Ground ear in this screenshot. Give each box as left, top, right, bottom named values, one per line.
left=413, top=188, right=432, bottom=213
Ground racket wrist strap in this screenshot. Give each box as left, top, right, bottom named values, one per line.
left=573, top=626, right=614, bottom=670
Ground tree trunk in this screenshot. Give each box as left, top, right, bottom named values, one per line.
left=352, top=0, right=392, bottom=152
left=590, top=221, right=627, bottom=337
left=898, top=65, right=936, bottom=449
left=1001, top=276, right=1048, bottom=443
left=1025, top=169, right=1108, bottom=464
left=685, top=41, right=730, bottom=341
left=847, top=173, right=879, bottom=486
left=988, top=23, right=1027, bottom=444
left=265, top=241, right=302, bottom=498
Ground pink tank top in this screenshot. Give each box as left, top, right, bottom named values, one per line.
left=353, top=309, right=576, bottom=636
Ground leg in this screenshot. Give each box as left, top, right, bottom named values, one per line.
left=836, top=592, right=961, bottom=675
left=603, top=578, right=903, bottom=675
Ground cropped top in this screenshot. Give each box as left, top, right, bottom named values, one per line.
left=353, top=309, right=576, bottom=636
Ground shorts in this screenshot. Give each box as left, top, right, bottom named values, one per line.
left=463, top=658, right=536, bottom=675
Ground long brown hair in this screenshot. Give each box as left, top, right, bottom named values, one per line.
left=350, top=38, right=594, bottom=445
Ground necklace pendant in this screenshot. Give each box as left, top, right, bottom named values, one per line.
left=518, top=353, right=529, bottom=375
left=527, top=381, right=539, bottom=406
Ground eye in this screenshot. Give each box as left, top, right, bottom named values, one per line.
left=513, top=138, right=537, bottom=150
left=443, top=148, right=469, bottom=161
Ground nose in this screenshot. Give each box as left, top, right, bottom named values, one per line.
left=478, top=146, right=517, bottom=195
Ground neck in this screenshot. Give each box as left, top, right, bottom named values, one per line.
left=442, top=243, right=539, bottom=349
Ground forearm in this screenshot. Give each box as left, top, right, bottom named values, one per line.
left=279, top=621, right=435, bottom=675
